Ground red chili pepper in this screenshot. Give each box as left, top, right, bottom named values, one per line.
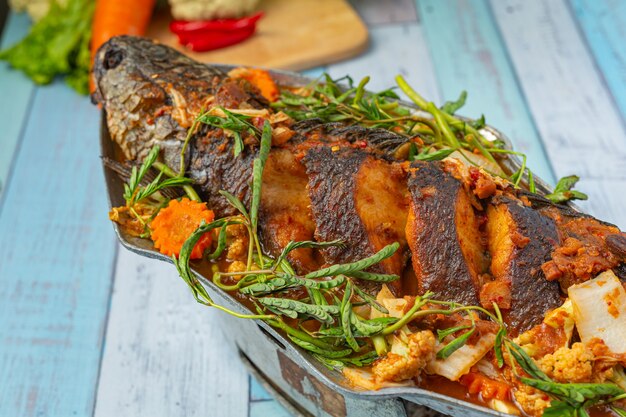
left=169, top=12, right=263, bottom=52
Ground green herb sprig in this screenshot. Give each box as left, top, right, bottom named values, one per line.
left=545, top=175, right=589, bottom=204
left=198, top=108, right=261, bottom=157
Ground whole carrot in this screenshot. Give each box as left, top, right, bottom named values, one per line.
left=90, top=0, right=157, bottom=91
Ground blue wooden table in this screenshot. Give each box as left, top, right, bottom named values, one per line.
left=1, top=1, right=625, bottom=416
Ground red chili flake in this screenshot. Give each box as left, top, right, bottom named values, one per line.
left=154, top=107, right=167, bottom=118
left=469, top=167, right=480, bottom=182
left=252, top=117, right=265, bottom=130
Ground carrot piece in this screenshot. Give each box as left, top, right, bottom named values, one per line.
left=228, top=67, right=279, bottom=102
left=460, top=372, right=510, bottom=401
left=150, top=198, right=215, bottom=259
left=90, top=0, right=157, bottom=91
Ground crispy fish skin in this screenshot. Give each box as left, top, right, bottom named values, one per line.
left=188, top=127, right=256, bottom=218
left=303, top=146, right=409, bottom=293
left=486, top=195, right=562, bottom=335
left=406, top=161, right=487, bottom=306
left=514, top=192, right=626, bottom=288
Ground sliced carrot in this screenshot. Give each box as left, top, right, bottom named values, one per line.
left=228, top=67, right=279, bottom=102
left=460, top=372, right=511, bottom=401
left=90, top=0, right=157, bottom=92
left=150, top=198, right=215, bottom=259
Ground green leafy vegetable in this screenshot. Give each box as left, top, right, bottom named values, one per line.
left=289, top=335, right=353, bottom=358
left=341, top=281, right=360, bottom=351
left=313, top=350, right=379, bottom=371
left=545, top=175, right=588, bottom=203
left=412, top=147, right=456, bottom=162
left=250, top=121, right=272, bottom=232
left=0, top=0, right=94, bottom=94
left=436, top=327, right=475, bottom=359
left=259, top=297, right=338, bottom=324
left=353, top=285, right=388, bottom=314
left=273, top=239, right=344, bottom=270
left=124, top=145, right=160, bottom=203
left=440, top=90, right=467, bottom=115
left=346, top=270, right=400, bottom=283
left=133, top=174, right=193, bottom=203
left=305, top=242, right=399, bottom=279
left=436, top=325, right=472, bottom=342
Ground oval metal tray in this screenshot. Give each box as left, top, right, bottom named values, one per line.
left=100, top=66, right=552, bottom=417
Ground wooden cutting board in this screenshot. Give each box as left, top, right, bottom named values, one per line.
left=147, top=0, right=369, bottom=71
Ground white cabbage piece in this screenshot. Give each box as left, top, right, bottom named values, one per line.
left=568, top=270, right=626, bottom=354
left=543, top=298, right=575, bottom=346
left=488, top=399, right=521, bottom=416
left=371, top=284, right=407, bottom=319
left=426, top=333, right=496, bottom=381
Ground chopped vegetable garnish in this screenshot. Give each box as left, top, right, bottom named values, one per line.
left=228, top=67, right=279, bottom=102
left=150, top=198, right=215, bottom=258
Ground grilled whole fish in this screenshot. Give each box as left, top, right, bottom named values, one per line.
left=94, top=36, right=626, bottom=334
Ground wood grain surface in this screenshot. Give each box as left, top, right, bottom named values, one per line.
left=1, top=0, right=625, bottom=416
left=147, top=0, right=368, bottom=71
left=570, top=0, right=626, bottom=123
left=0, top=85, right=116, bottom=416
left=492, top=0, right=626, bottom=228
left=0, top=13, right=35, bottom=196
left=94, top=248, right=250, bottom=417
left=417, top=0, right=555, bottom=183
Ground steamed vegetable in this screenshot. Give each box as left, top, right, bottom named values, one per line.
left=568, top=270, right=626, bottom=354
left=427, top=333, right=496, bottom=381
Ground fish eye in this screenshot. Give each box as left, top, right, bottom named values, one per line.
left=103, top=48, right=125, bottom=70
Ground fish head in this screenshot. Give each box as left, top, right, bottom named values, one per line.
left=93, top=35, right=223, bottom=164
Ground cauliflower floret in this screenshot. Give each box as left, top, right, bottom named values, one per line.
left=537, top=342, right=593, bottom=383
left=372, top=331, right=435, bottom=383
left=227, top=260, right=247, bottom=280
left=226, top=238, right=247, bottom=260
left=513, top=385, right=551, bottom=417
left=221, top=223, right=248, bottom=261
left=169, top=0, right=260, bottom=21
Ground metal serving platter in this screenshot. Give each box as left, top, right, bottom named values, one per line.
left=100, top=66, right=554, bottom=417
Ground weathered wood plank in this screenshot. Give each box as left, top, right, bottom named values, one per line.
left=0, top=83, right=115, bottom=417
left=327, top=22, right=441, bottom=104
left=249, top=400, right=292, bottom=417
left=348, top=0, right=418, bottom=25
left=416, top=0, right=555, bottom=183
left=0, top=12, right=35, bottom=195
left=94, top=248, right=249, bottom=417
left=250, top=375, right=275, bottom=401
left=570, top=0, right=626, bottom=123
left=491, top=0, right=626, bottom=228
